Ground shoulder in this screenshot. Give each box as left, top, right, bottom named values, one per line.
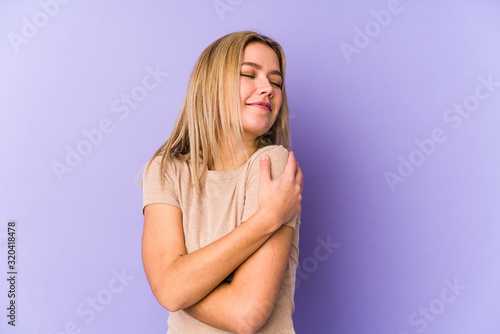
left=144, top=155, right=166, bottom=178
left=143, top=155, right=185, bottom=184
left=248, top=145, right=290, bottom=180
left=146, top=155, right=163, bottom=169
left=146, top=154, right=187, bottom=173
left=252, top=144, right=289, bottom=162
left=141, top=156, right=165, bottom=190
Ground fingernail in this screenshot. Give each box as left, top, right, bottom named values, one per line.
left=261, top=154, right=268, bottom=161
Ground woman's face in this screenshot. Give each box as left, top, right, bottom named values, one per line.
left=239, top=42, right=283, bottom=145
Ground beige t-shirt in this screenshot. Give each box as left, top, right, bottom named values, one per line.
left=142, top=144, right=300, bottom=333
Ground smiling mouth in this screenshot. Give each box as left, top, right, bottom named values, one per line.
left=247, top=102, right=271, bottom=111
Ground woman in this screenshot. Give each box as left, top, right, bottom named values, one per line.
left=141, top=31, right=303, bottom=333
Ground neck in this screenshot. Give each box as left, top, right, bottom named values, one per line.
left=211, top=135, right=257, bottom=171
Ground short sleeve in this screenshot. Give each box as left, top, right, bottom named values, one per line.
left=241, top=145, right=299, bottom=229
left=141, top=156, right=180, bottom=214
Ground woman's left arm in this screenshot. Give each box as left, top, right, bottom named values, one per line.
left=184, top=223, right=295, bottom=334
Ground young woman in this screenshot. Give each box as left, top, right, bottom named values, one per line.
left=141, top=31, right=303, bottom=333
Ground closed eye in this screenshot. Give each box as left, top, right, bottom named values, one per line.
left=241, top=73, right=282, bottom=89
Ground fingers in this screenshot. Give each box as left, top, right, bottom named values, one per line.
left=287, top=151, right=303, bottom=187
left=284, top=151, right=297, bottom=177
left=261, top=151, right=303, bottom=193
left=259, top=154, right=271, bottom=183
left=295, top=163, right=304, bottom=192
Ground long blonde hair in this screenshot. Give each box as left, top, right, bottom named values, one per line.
left=145, top=31, right=291, bottom=194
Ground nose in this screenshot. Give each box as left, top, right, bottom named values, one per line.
left=257, top=77, right=273, bottom=97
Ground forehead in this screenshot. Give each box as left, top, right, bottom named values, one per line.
left=241, top=42, right=280, bottom=70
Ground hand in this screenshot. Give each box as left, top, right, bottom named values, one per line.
left=258, top=151, right=303, bottom=230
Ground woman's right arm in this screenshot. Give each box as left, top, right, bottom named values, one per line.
left=141, top=152, right=302, bottom=312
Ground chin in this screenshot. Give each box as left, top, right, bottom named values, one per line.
left=243, top=128, right=270, bottom=140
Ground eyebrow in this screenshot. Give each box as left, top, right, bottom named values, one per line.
left=241, top=62, right=282, bottom=78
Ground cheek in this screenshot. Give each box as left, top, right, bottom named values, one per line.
left=239, top=81, right=252, bottom=102
left=274, top=92, right=283, bottom=108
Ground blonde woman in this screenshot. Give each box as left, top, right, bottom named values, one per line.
left=141, top=31, right=303, bottom=333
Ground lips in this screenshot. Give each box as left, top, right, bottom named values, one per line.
left=247, top=101, right=272, bottom=111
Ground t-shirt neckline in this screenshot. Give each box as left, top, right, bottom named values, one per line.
left=205, top=145, right=280, bottom=180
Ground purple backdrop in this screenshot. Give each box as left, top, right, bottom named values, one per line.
left=1, top=1, right=499, bottom=333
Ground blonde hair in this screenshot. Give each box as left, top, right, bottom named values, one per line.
left=144, top=31, right=291, bottom=194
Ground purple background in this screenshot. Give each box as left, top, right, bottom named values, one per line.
left=1, top=1, right=499, bottom=333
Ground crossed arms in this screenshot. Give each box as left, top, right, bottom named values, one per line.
left=141, top=151, right=303, bottom=334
